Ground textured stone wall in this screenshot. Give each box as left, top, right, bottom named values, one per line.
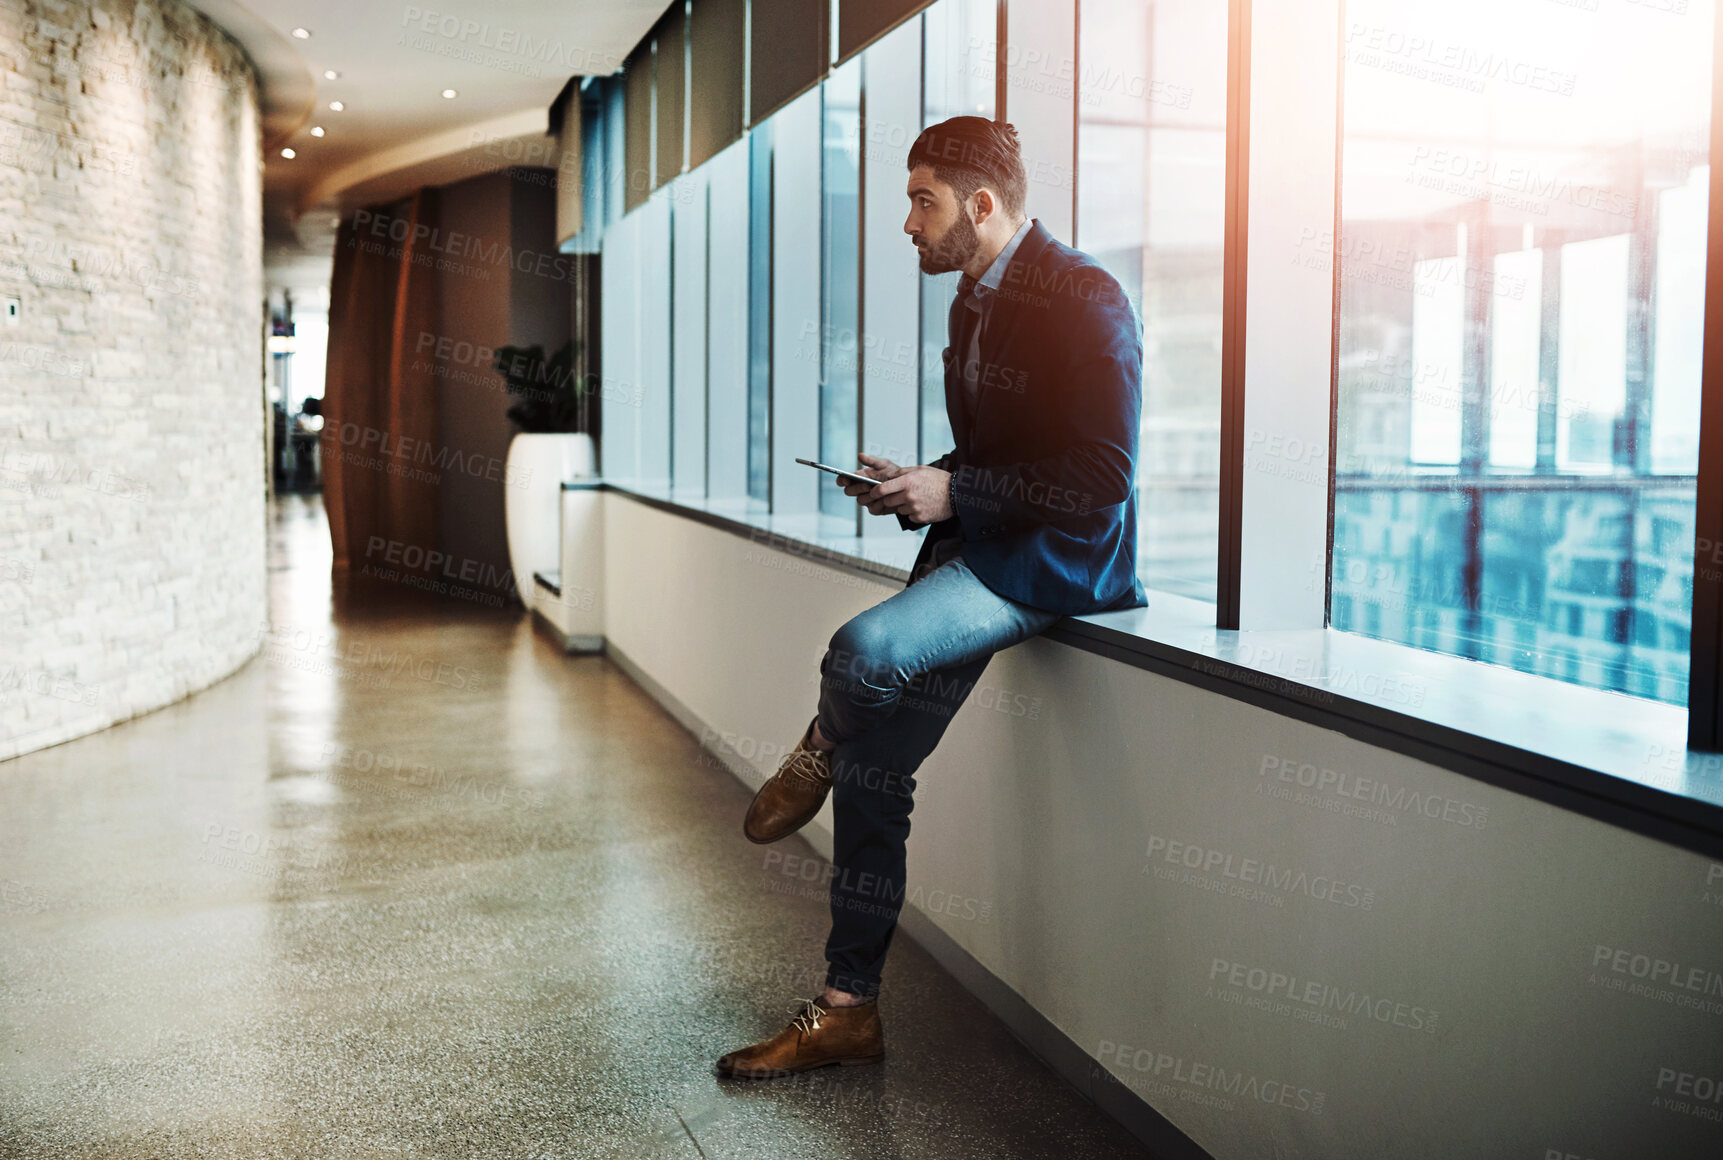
left=0, top=0, right=265, bottom=760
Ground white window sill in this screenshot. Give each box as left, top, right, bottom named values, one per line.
left=588, top=479, right=1723, bottom=853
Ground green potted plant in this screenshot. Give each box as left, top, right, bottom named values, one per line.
left=494, top=339, right=596, bottom=435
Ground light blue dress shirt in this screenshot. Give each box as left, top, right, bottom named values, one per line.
left=929, top=217, right=1035, bottom=575
left=957, top=217, right=1035, bottom=420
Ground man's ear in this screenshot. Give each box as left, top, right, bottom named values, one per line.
left=971, top=187, right=997, bottom=227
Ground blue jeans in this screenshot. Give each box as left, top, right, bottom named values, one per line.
left=815, top=545, right=1062, bottom=997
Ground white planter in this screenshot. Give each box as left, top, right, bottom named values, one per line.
left=504, top=432, right=596, bottom=610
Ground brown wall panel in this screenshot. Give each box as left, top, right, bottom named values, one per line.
left=624, top=43, right=653, bottom=211
left=749, top=0, right=827, bottom=125
left=654, top=5, right=686, bottom=189
left=836, top=0, right=932, bottom=64
left=689, top=0, right=745, bottom=167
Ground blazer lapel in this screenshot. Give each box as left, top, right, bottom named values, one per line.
left=967, top=219, right=1054, bottom=440
left=944, top=275, right=970, bottom=460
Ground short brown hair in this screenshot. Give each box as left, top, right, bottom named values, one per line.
left=907, top=117, right=1028, bottom=220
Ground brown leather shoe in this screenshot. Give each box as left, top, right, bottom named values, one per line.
left=714, top=996, right=884, bottom=1078
left=742, top=720, right=833, bottom=844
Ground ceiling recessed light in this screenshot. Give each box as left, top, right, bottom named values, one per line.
left=309, top=126, right=325, bottom=137
left=281, top=147, right=296, bottom=159
left=441, top=89, right=457, bottom=99
left=329, top=100, right=344, bottom=111
left=323, top=69, right=339, bottom=81
left=291, top=27, right=311, bottom=39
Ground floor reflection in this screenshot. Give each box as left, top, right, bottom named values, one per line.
left=0, top=493, right=1151, bottom=1159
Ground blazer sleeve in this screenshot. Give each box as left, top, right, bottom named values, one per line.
left=949, top=273, right=1142, bottom=534
left=894, top=449, right=960, bottom=531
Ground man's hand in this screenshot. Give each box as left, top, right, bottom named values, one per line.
left=835, top=452, right=901, bottom=499
left=836, top=452, right=953, bottom=523
left=861, top=467, right=954, bottom=523
left=843, top=451, right=904, bottom=485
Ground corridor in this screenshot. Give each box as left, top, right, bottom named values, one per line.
left=0, top=496, right=1151, bottom=1160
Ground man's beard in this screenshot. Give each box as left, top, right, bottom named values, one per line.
left=916, top=211, right=980, bottom=275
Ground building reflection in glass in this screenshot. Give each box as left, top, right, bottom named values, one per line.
left=1078, top=0, right=1228, bottom=603
left=1332, top=0, right=1712, bottom=703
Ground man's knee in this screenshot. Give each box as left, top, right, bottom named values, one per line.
left=825, top=614, right=901, bottom=689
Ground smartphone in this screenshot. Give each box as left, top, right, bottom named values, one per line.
left=795, top=457, right=873, bottom=486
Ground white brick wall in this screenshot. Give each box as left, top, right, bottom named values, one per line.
left=0, top=0, right=265, bottom=760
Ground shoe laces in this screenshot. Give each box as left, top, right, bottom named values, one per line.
left=781, top=745, right=831, bottom=788
left=789, top=997, right=828, bottom=1036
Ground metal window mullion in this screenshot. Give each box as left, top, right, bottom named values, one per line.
left=1535, top=238, right=1563, bottom=474
left=1685, top=8, right=1723, bottom=749
left=668, top=198, right=676, bottom=490
left=1323, top=0, right=1344, bottom=632
left=1216, top=0, right=1251, bottom=630
left=1459, top=203, right=1496, bottom=659
left=855, top=62, right=867, bottom=537
left=1230, top=0, right=1339, bottom=632
left=916, top=14, right=928, bottom=466
left=1071, top=0, right=1081, bottom=250
left=1622, top=173, right=1659, bottom=690
left=704, top=179, right=712, bottom=498
left=766, top=136, right=775, bottom=507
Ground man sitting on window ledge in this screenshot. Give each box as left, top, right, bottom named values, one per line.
left=714, top=116, right=1147, bottom=1079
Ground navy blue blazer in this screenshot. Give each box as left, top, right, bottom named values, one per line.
left=898, top=219, right=1148, bottom=617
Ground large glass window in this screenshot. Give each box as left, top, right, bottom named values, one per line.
left=918, top=0, right=996, bottom=466
left=856, top=17, right=924, bottom=520
left=1333, top=0, right=1713, bottom=703
left=768, top=86, right=824, bottom=514
left=820, top=59, right=862, bottom=518
left=671, top=171, right=709, bottom=497
left=599, top=209, right=639, bottom=481
left=747, top=123, right=773, bottom=503
left=636, top=196, right=673, bottom=489
left=593, top=0, right=1723, bottom=747
left=1077, top=0, right=1228, bottom=603
left=706, top=138, right=752, bottom=502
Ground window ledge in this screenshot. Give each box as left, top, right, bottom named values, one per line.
left=589, top=480, right=1723, bottom=855
left=1058, top=607, right=1721, bottom=848
left=590, top=479, right=926, bottom=579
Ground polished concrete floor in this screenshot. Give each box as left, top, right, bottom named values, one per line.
left=0, top=494, right=1152, bottom=1160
